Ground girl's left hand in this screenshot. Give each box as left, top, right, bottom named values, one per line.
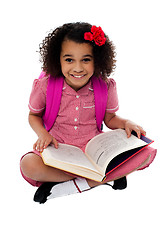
left=124, top=120, right=146, bottom=138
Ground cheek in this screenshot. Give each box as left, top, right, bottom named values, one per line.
left=87, top=63, right=94, bottom=74
left=60, top=62, right=68, bottom=75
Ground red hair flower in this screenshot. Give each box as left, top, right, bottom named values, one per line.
left=84, top=25, right=106, bottom=46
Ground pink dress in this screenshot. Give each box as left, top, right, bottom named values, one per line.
left=28, top=77, right=119, bottom=149
left=21, top=76, right=156, bottom=186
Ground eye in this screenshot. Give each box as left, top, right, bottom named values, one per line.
left=65, top=58, right=73, bottom=63
left=82, top=58, right=91, bottom=63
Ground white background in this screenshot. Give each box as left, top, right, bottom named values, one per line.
left=1, top=0, right=159, bottom=239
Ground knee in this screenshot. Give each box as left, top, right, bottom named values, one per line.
left=20, top=154, right=39, bottom=180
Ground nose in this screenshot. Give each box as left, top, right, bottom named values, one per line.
left=73, top=61, right=84, bottom=73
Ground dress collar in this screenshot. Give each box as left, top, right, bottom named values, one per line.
left=63, top=79, right=93, bottom=96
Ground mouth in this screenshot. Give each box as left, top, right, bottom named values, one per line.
left=70, top=74, right=86, bottom=79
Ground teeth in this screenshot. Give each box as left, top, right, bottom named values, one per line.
left=72, top=75, right=84, bottom=78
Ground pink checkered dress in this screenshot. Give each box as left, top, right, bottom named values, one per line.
left=29, top=77, right=119, bottom=149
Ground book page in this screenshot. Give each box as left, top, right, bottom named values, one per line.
left=42, top=143, right=98, bottom=172
left=85, top=129, right=147, bottom=172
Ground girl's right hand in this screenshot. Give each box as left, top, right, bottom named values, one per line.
left=33, top=131, right=58, bottom=152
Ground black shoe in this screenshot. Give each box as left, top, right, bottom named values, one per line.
left=33, top=182, right=58, bottom=204
left=112, top=177, right=127, bottom=190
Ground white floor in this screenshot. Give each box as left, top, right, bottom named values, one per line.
left=2, top=159, right=160, bottom=240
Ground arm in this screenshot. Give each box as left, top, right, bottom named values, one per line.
left=104, top=112, right=146, bottom=138
left=29, top=111, right=58, bottom=152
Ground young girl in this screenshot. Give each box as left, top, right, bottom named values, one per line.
left=20, top=22, right=156, bottom=204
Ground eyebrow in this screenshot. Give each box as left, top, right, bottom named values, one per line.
left=63, top=54, right=93, bottom=58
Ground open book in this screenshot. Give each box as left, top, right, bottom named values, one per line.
left=41, top=129, right=153, bottom=182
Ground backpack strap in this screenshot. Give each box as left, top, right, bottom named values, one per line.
left=42, top=74, right=64, bottom=131
left=92, top=76, right=108, bottom=132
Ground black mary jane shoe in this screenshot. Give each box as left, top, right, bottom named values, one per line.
left=105, top=176, right=127, bottom=190
left=112, top=176, right=127, bottom=190
left=33, top=182, right=58, bottom=204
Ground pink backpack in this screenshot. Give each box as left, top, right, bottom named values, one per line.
left=39, top=72, right=108, bottom=131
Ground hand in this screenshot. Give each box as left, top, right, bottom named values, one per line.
left=33, top=131, right=58, bottom=152
left=124, top=120, right=146, bottom=139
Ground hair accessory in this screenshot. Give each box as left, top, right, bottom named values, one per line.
left=84, top=25, right=106, bottom=46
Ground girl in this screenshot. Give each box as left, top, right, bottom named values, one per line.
left=20, top=22, right=156, bottom=204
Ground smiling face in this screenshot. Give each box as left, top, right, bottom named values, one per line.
left=60, top=40, right=94, bottom=91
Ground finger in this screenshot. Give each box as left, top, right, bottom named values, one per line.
left=125, top=127, right=131, bottom=138
left=135, top=128, right=141, bottom=138
left=52, top=138, right=59, bottom=149
left=35, top=139, right=44, bottom=152
left=134, top=125, right=144, bottom=138
left=43, top=140, right=51, bottom=149
left=33, top=142, right=37, bottom=151
left=39, top=141, right=45, bottom=152
left=139, top=126, right=146, bottom=136
left=43, top=137, right=54, bottom=149
left=135, top=126, right=146, bottom=138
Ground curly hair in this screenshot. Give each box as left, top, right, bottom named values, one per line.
left=39, top=22, right=116, bottom=81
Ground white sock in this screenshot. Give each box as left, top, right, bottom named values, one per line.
left=47, top=177, right=91, bottom=200
left=107, top=181, right=114, bottom=186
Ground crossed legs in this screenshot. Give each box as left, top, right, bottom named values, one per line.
left=20, top=153, right=102, bottom=188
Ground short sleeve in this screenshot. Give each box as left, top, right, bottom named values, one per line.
left=28, top=77, right=48, bottom=113
left=106, top=78, right=119, bottom=113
